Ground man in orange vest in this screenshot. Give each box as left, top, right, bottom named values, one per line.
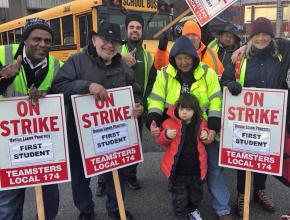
left=154, top=21, right=224, bottom=79
left=182, top=20, right=224, bottom=77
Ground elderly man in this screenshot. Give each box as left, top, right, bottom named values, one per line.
left=0, top=18, right=61, bottom=220
left=52, top=22, right=143, bottom=220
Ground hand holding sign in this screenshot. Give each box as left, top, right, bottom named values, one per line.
left=122, top=48, right=137, bottom=68
left=29, top=84, right=46, bottom=105
left=0, top=55, right=22, bottom=81
left=89, top=82, right=108, bottom=101
left=150, top=120, right=160, bottom=137
left=166, top=128, right=177, bottom=139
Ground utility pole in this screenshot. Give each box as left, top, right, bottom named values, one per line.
left=276, top=0, right=283, bottom=37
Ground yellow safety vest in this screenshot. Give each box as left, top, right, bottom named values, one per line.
left=120, top=44, right=154, bottom=95
left=0, top=44, right=62, bottom=97
left=148, top=63, right=222, bottom=121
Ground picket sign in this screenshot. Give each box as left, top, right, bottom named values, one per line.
left=72, top=87, right=144, bottom=220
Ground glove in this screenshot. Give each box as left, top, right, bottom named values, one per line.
left=227, top=81, right=242, bottom=96
left=158, top=34, right=168, bottom=51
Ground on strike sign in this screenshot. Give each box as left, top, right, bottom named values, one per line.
left=185, top=0, right=237, bottom=26
left=72, top=86, right=143, bottom=177
left=0, top=95, right=70, bottom=190
left=219, top=88, right=288, bottom=175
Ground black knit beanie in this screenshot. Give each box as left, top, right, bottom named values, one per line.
left=249, top=17, right=274, bottom=38
left=22, top=18, right=54, bottom=42
left=125, top=13, right=144, bottom=29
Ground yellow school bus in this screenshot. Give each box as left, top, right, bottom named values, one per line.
left=0, top=0, right=173, bottom=61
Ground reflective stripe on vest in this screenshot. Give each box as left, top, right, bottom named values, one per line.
left=208, top=38, right=219, bottom=53
left=238, top=54, right=283, bottom=86
left=162, top=64, right=209, bottom=119
left=206, top=47, right=219, bottom=74
left=0, top=45, right=5, bottom=65
left=1, top=44, right=60, bottom=97
left=121, top=44, right=153, bottom=95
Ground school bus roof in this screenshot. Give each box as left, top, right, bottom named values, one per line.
left=0, top=0, right=101, bottom=32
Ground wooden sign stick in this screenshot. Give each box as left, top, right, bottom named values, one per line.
left=243, top=171, right=252, bottom=220
left=153, top=8, right=192, bottom=39
left=35, top=186, right=45, bottom=220
left=112, top=170, right=127, bottom=220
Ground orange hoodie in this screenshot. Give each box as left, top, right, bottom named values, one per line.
left=198, top=42, right=224, bottom=76
left=154, top=42, right=224, bottom=77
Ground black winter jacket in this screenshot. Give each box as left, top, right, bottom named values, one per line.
left=51, top=44, right=143, bottom=148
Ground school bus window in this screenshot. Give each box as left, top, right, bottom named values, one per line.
left=143, top=13, right=172, bottom=40
left=50, top=18, right=61, bottom=45
left=79, top=13, right=92, bottom=48
left=100, top=8, right=126, bottom=39
left=8, top=30, right=15, bottom=44
left=3, top=32, right=8, bottom=45
left=62, top=15, right=74, bottom=45
left=15, top=28, right=22, bottom=43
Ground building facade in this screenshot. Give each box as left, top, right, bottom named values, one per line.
left=0, top=0, right=72, bottom=24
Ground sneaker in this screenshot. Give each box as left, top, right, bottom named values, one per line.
left=253, top=189, right=275, bottom=212
left=127, top=178, right=141, bottom=190
left=218, top=214, right=233, bottom=220
left=278, top=213, right=290, bottom=220
left=77, top=212, right=95, bottom=220
left=95, top=182, right=106, bottom=197
left=108, top=210, right=133, bottom=220
left=188, top=209, right=202, bottom=220
left=236, top=192, right=244, bottom=217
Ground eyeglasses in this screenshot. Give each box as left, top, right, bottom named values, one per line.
left=99, top=36, right=120, bottom=47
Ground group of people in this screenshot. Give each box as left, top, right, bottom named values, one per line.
left=0, top=11, right=289, bottom=220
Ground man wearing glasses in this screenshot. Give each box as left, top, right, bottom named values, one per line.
left=52, top=22, right=143, bottom=220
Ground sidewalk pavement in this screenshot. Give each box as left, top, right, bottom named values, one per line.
left=23, top=152, right=290, bottom=220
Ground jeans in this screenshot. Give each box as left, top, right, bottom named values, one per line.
left=206, top=141, right=231, bottom=216
left=0, top=184, right=59, bottom=220
left=103, top=169, right=127, bottom=212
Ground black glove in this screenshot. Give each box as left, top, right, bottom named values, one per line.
left=158, top=34, right=168, bottom=51
left=227, top=81, right=242, bottom=96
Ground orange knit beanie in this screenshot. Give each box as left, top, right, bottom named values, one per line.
left=182, top=20, right=201, bottom=39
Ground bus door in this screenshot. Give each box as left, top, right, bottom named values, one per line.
left=78, top=13, right=93, bottom=49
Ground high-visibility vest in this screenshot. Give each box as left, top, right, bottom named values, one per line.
left=148, top=63, right=222, bottom=121
left=120, top=44, right=154, bottom=95
left=208, top=38, right=219, bottom=53
left=235, top=54, right=282, bottom=86
left=0, top=44, right=62, bottom=97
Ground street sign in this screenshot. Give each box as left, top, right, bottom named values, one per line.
left=219, top=87, right=288, bottom=176
left=0, top=95, right=70, bottom=190
left=72, top=86, right=143, bottom=178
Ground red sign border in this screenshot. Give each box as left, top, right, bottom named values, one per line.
left=72, top=86, right=143, bottom=178
left=219, top=87, right=287, bottom=176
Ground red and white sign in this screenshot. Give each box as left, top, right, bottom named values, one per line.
left=185, top=0, right=237, bottom=26
left=219, top=88, right=288, bottom=175
left=0, top=95, right=70, bottom=190
left=72, top=86, right=143, bottom=178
